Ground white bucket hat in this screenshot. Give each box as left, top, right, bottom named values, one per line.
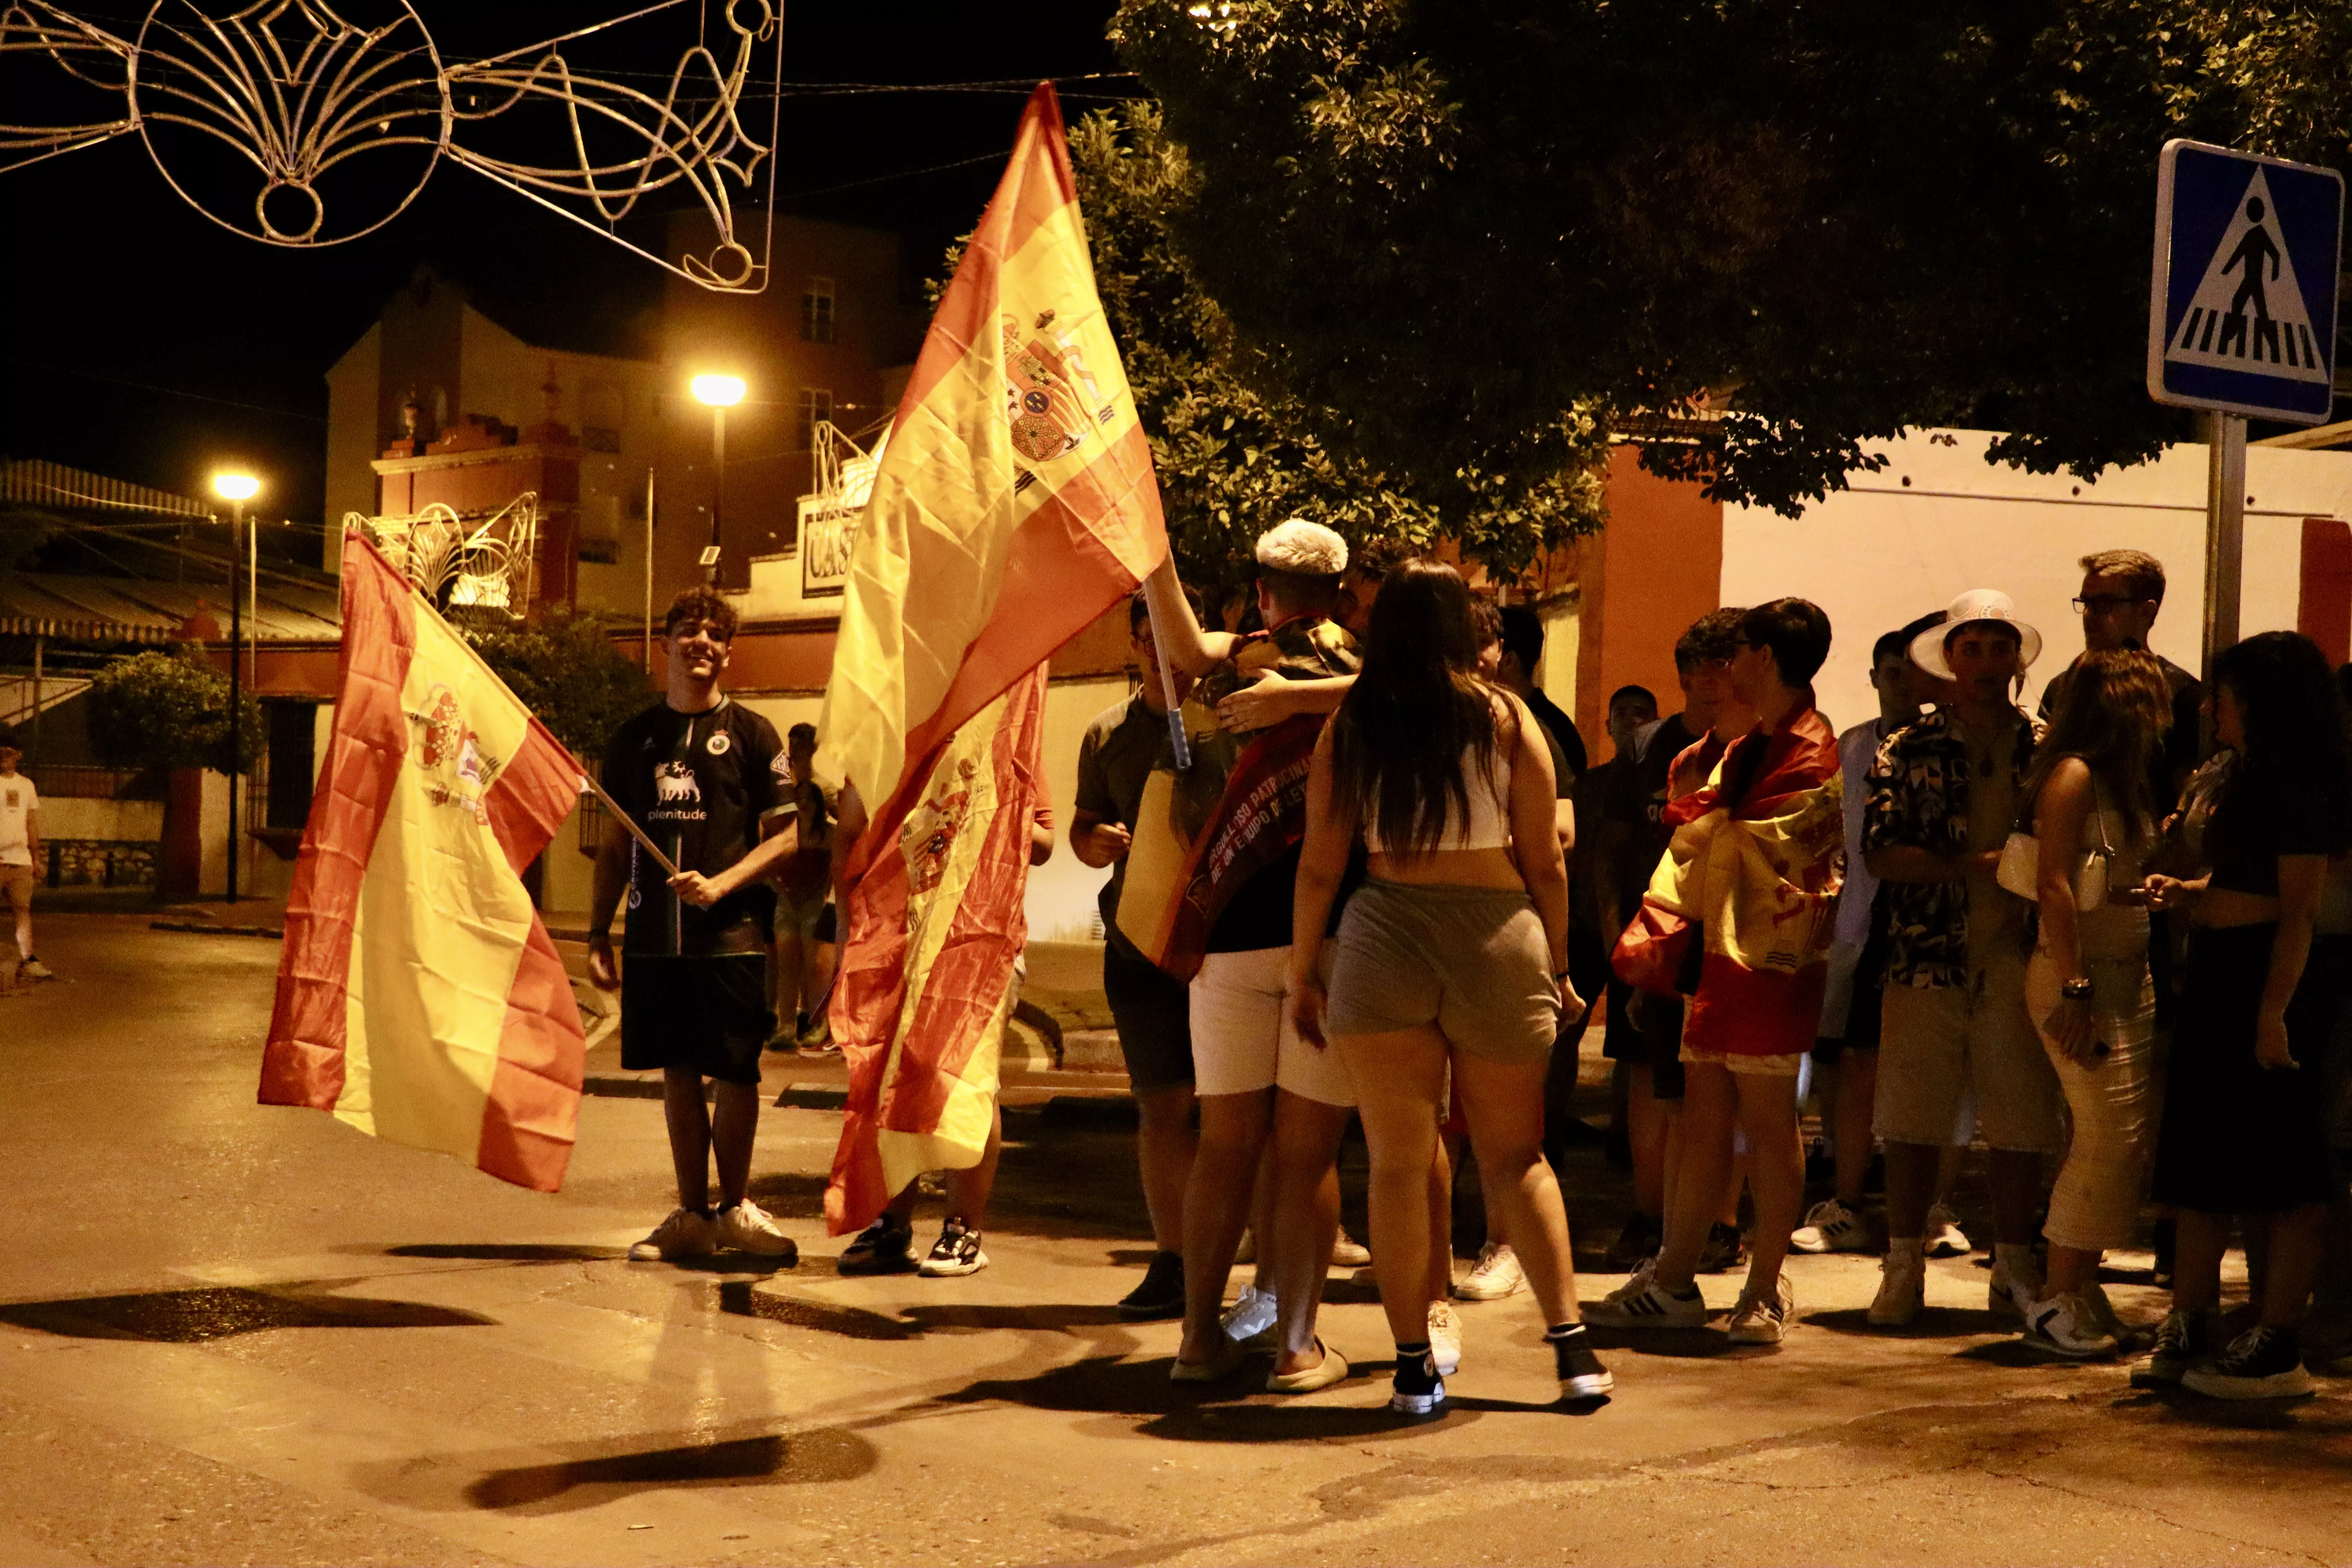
left=1910, top=589, right=2042, bottom=680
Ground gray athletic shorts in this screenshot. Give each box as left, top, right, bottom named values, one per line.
left=1324, top=879, right=1559, bottom=1064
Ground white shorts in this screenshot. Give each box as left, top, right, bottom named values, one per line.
left=1189, top=946, right=1356, bottom=1107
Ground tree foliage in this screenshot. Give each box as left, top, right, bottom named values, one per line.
left=467, top=609, right=650, bottom=763
left=85, top=648, right=262, bottom=775
left=1070, top=102, right=1606, bottom=600
left=1111, top=1, right=2352, bottom=516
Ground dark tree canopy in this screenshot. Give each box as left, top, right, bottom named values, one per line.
left=1112, top=1, right=2352, bottom=515
left=1069, top=103, right=1606, bottom=599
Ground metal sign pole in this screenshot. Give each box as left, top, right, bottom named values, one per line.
left=2201, top=411, right=2247, bottom=686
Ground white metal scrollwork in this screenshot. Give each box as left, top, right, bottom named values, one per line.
left=0, top=0, right=780, bottom=290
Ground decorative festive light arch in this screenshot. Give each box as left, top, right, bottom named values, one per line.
left=0, top=0, right=781, bottom=290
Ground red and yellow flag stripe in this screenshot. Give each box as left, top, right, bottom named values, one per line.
left=261, top=539, right=586, bottom=1192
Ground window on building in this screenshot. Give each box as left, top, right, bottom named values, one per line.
left=796, top=387, right=833, bottom=450
left=263, top=701, right=317, bottom=830
left=802, top=276, right=836, bottom=343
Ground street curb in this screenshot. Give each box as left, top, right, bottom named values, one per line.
left=150, top=920, right=284, bottom=938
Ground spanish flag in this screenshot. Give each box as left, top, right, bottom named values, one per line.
left=259, top=537, right=588, bottom=1192
left=819, top=84, right=1166, bottom=1234
left=1611, top=708, right=1846, bottom=1061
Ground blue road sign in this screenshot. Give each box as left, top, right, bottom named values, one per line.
left=2149, top=140, right=2344, bottom=425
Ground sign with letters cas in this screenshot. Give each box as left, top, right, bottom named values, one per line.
left=2150, top=140, right=2344, bottom=424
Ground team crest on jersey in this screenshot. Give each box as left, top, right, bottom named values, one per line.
left=406, top=684, right=498, bottom=824
left=706, top=730, right=731, bottom=757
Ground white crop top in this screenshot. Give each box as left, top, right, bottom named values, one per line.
left=1361, top=747, right=1513, bottom=855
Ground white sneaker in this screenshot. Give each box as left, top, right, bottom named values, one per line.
left=714, top=1199, right=795, bottom=1257
left=1221, top=1283, right=1279, bottom=1349
left=1331, top=1228, right=1372, bottom=1269
left=1427, top=1301, right=1463, bottom=1374
left=628, top=1207, right=717, bottom=1262
left=1925, top=1203, right=1971, bottom=1258
left=1585, top=1271, right=1708, bottom=1328
left=1726, top=1275, right=1795, bottom=1344
left=1989, top=1249, right=2042, bottom=1325
left=1454, top=1241, right=1527, bottom=1301
left=1868, top=1247, right=1925, bottom=1327
left=1790, top=1197, right=1872, bottom=1254
left=2024, top=1292, right=2120, bottom=1359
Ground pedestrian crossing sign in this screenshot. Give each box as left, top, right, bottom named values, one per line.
left=2150, top=140, right=2343, bottom=423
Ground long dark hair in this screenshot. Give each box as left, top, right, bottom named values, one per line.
left=1329, top=560, right=1501, bottom=855
left=2211, top=630, right=2352, bottom=844
left=2021, top=648, right=2171, bottom=839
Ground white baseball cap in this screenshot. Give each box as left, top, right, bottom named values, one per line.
left=1910, top=589, right=2042, bottom=680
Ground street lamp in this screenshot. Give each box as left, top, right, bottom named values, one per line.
left=211, top=469, right=260, bottom=904
left=690, top=374, right=745, bottom=584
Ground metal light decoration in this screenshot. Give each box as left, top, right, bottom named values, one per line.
left=0, top=0, right=781, bottom=290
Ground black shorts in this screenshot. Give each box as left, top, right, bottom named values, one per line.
left=1814, top=918, right=1891, bottom=1063
left=620, top=952, right=773, bottom=1085
left=1104, top=936, right=1194, bottom=1095
left=1631, top=990, right=1686, bottom=1100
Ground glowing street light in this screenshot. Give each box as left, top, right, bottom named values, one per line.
left=690, top=374, right=745, bottom=407
left=690, top=374, right=746, bottom=583
left=210, top=469, right=261, bottom=902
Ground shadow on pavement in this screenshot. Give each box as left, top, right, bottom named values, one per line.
left=381, top=1243, right=628, bottom=1262
left=0, top=1285, right=494, bottom=1343
left=714, top=1285, right=1129, bottom=1342
left=1575, top=1323, right=1740, bottom=1359
left=1806, top=1305, right=2010, bottom=1339
left=353, top=1422, right=878, bottom=1515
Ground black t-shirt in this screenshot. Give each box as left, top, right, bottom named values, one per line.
left=1526, top=688, right=1589, bottom=781
left=602, top=698, right=786, bottom=955
left=2207, top=764, right=2349, bottom=897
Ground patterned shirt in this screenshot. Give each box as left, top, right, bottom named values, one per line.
left=1862, top=706, right=2036, bottom=988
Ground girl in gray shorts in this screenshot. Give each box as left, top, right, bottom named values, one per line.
left=1290, top=559, right=1611, bottom=1417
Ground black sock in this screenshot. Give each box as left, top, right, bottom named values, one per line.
left=1547, top=1322, right=1589, bottom=1371
left=1393, top=1339, right=1438, bottom=1388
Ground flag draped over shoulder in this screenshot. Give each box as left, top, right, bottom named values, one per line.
left=826, top=668, right=1047, bottom=1234
left=1611, top=709, right=1845, bottom=1060
left=259, top=538, right=587, bottom=1192
left=818, top=83, right=1167, bottom=1235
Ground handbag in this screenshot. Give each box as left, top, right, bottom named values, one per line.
left=1994, top=781, right=2113, bottom=913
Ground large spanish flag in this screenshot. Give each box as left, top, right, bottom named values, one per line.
left=818, top=84, right=1166, bottom=1234
left=1611, top=708, right=1845, bottom=1061
left=259, top=537, right=588, bottom=1192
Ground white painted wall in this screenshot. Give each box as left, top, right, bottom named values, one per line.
left=1721, top=428, right=2352, bottom=730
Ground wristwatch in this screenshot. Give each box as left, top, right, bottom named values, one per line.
left=2060, top=978, right=2094, bottom=1002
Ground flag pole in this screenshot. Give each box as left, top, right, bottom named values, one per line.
left=1142, top=576, right=1192, bottom=771
left=579, top=773, right=681, bottom=878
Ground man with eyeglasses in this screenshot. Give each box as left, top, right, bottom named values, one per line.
left=2043, top=550, right=2203, bottom=809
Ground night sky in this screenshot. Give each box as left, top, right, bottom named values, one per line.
left=0, top=0, right=1125, bottom=548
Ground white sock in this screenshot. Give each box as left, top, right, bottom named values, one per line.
left=1994, top=1241, right=2040, bottom=1283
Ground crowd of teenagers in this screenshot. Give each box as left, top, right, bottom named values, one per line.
left=597, top=528, right=2352, bottom=1418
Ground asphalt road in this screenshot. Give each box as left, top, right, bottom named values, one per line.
left=2, top=913, right=2349, bottom=1567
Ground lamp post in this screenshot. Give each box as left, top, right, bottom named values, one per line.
left=690, top=374, right=745, bottom=584
left=211, top=470, right=260, bottom=903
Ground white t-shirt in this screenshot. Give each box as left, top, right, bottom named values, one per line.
left=0, top=772, right=35, bottom=867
